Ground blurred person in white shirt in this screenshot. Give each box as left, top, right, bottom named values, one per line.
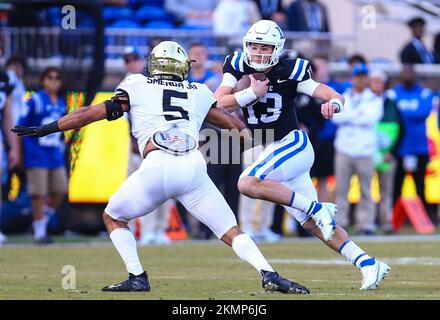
left=5, top=55, right=27, bottom=125
left=213, top=0, right=261, bottom=46
left=332, top=64, right=383, bottom=235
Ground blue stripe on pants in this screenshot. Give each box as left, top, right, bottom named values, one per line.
left=260, top=131, right=308, bottom=180
left=248, top=131, right=300, bottom=178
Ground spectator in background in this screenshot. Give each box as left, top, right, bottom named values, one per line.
left=165, top=0, right=216, bottom=29
left=213, top=0, right=261, bottom=43
left=391, top=64, right=433, bottom=212
left=310, top=55, right=345, bottom=202
left=122, top=46, right=171, bottom=245
left=251, top=0, right=286, bottom=28
left=400, top=17, right=435, bottom=64
left=287, top=0, right=330, bottom=32
left=342, top=53, right=367, bottom=91
left=0, top=66, right=21, bottom=245
left=187, top=42, right=222, bottom=90
left=434, top=32, right=440, bottom=63
left=5, top=54, right=27, bottom=124
left=332, top=64, right=383, bottom=235
left=370, top=69, right=404, bottom=234
left=122, top=46, right=144, bottom=75
left=19, top=67, right=68, bottom=244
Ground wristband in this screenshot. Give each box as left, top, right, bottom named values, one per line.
left=234, top=87, right=258, bottom=108
left=37, top=120, right=60, bottom=137
left=329, top=98, right=343, bottom=113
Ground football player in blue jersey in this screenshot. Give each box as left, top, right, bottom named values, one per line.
left=215, top=20, right=390, bottom=290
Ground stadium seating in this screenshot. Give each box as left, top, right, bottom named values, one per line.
left=109, top=20, right=141, bottom=29
left=144, top=21, right=175, bottom=29
left=103, top=7, right=134, bottom=24
left=135, top=5, right=174, bottom=25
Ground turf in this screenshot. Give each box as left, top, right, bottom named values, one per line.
left=0, top=238, right=440, bottom=300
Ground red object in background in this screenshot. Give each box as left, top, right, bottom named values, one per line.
left=166, top=203, right=187, bottom=240
left=392, top=197, right=436, bottom=233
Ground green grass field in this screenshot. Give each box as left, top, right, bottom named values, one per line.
left=1, top=236, right=440, bottom=300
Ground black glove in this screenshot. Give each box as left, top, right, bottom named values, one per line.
left=12, top=121, right=60, bottom=137
left=11, top=126, right=40, bottom=137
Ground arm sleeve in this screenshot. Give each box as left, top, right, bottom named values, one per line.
left=297, top=78, right=320, bottom=96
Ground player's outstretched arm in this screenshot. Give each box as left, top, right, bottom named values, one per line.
left=215, top=86, right=243, bottom=112
left=12, top=96, right=129, bottom=137
left=312, top=84, right=345, bottom=119
left=206, top=105, right=247, bottom=131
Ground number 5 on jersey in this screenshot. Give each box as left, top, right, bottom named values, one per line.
left=162, top=89, right=189, bottom=121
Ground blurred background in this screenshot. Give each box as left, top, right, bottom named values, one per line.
left=0, top=0, right=439, bottom=245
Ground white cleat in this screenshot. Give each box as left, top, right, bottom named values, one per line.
left=360, top=260, right=391, bottom=290
left=311, top=202, right=337, bottom=241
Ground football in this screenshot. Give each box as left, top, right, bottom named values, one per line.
left=232, top=73, right=267, bottom=93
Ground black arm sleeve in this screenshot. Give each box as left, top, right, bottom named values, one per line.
left=104, top=89, right=130, bottom=121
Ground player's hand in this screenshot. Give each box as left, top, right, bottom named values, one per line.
left=11, top=125, right=39, bottom=137
left=249, top=74, right=269, bottom=98
left=321, top=101, right=338, bottom=119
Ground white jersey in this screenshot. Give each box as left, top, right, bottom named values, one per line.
left=116, top=74, right=216, bottom=155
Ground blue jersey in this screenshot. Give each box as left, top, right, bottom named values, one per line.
left=19, top=90, right=66, bottom=168
left=223, top=51, right=313, bottom=143
left=391, top=83, right=433, bottom=156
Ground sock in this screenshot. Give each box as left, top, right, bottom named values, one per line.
left=44, top=206, right=56, bottom=216
left=289, top=192, right=322, bottom=215
left=33, top=216, right=49, bottom=239
left=339, top=239, right=376, bottom=269
left=232, top=233, right=274, bottom=273
left=109, top=228, right=144, bottom=276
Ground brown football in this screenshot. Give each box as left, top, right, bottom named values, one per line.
left=232, top=73, right=267, bottom=93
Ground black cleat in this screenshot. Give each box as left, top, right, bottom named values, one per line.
left=262, top=271, right=310, bottom=294
left=102, top=271, right=150, bottom=292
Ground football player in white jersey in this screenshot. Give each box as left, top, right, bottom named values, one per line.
left=12, top=41, right=310, bottom=294
left=215, top=20, right=391, bottom=290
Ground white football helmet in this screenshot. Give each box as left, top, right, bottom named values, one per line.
left=243, top=20, right=286, bottom=71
